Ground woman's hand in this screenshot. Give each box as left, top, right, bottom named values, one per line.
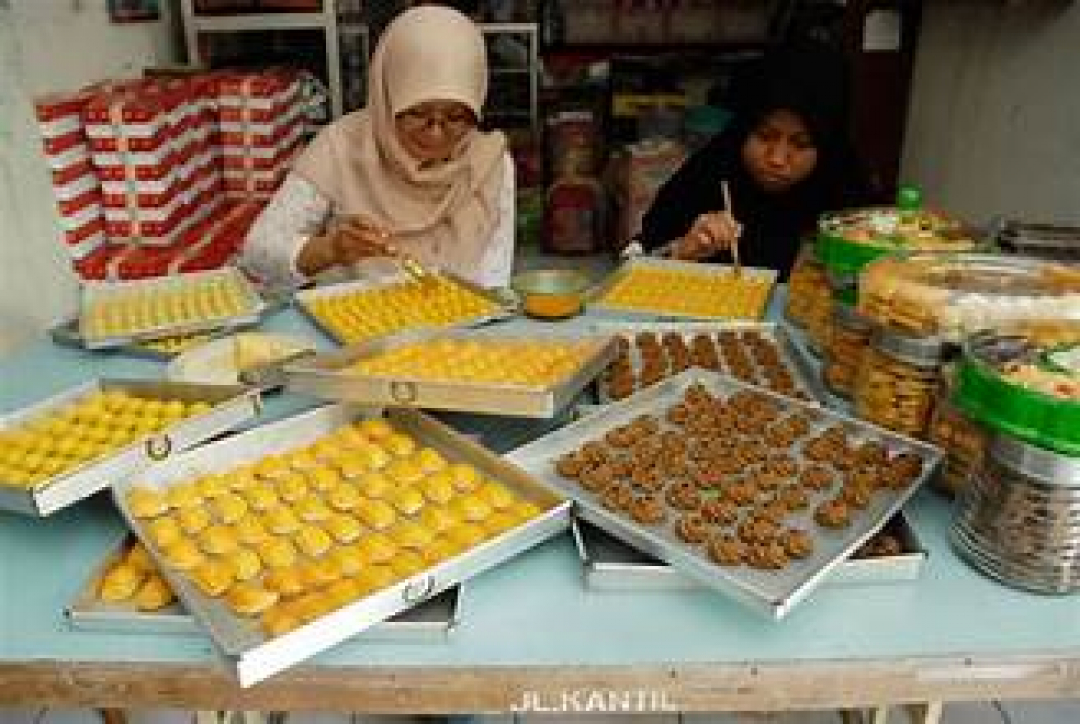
left=671, top=212, right=742, bottom=261
left=297, top=215, right=394, bottom=275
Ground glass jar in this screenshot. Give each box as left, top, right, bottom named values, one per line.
left=928, top=394, right=989, bottom=497
left=823, top=301, right=873, bottom=399
left=854, top=327, right=947, bottom=438
left=785, top=243, right=831, bottom=355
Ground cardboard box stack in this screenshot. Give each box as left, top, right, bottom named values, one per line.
left=35, top=69, right=307, bottom=280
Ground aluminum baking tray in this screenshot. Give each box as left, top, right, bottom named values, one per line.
left=571, top=513, right=926, bottom=592
left=506, top=368, right=942, bottom=619
left=284, top=328, right=618, bottom=418
left=78, top=268, right=266, bottom=350
left=65, top=534, right=464, bottom=641
left=588, top=257, right=777, bottom=322
left=113, top=403, right=569, bottom=687
left=0, top=379, right=259, bottom=517
left=294, top=270, right=517, bottom=346
left=590, top=320, right=825, bottom=404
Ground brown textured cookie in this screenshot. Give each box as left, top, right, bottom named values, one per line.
left=708, top=534, right=745, bottom=566
left=579, top=463, right=617, bottom=492
left=883, top=452, right=924, bottom=488
left=815, top=498, right=851, bottom=529
left=738, top=515, right=780, bottom=545
left=776, top=486, right=810, bottom=511
left=676, top=512, right=710, bottom=545
left=698, top=498, right=738, bottom=526
left=746, top=540, right=789, bottom=570
left=666, top=481, right=701, bottom=510
left=555, top=453, right=587, bottom=479
left=665, top=403, right=692, bottom=425
left=630, top=464, right=663, bottom=491
left=848, top=466, right=882, bottom=490
left=799, top=465, right=834, bottom=491
left=629, top=494, right=666, bottom=525
left=855, top=440, right=889, bottom=467
left=600, top=482, right=633, bottom=512
left=840, top=484, right=873, bottom=510
left=781, top=528, right=814, bottom=559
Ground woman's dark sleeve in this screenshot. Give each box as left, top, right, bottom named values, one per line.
left=639, top=135, right=731, bottom=250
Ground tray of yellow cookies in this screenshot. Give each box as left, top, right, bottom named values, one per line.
left=79, top=267, right=266, bottom=350
left=294, top=270, right=516, bottom=346
left=66, top=534, right=465, bottom=641
left=112, top=403, right=568, bottom=687
left=283, top=328, right=618, bottom=418
left=0, top=379, right=260, bottom=517
left=590, top=257, right=776, bottom=322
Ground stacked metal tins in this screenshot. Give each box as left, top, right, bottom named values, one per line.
left=951, top=321, right=1080, bottom=593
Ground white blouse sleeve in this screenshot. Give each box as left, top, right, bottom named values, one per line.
left=475, top=153, right=516, bottom=288
left=239, top=173, right=331, bottom=288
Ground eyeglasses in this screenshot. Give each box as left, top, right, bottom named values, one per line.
left=396, top=108, right=476, bottom=136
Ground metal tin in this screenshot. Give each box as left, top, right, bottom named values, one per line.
left=506, top=368, right=942, bottom=620
left=873, top=327, right=948, bottom=369
left=294, top=270, right=516, bottom=346
left=571, top=514, right=927, bottom=592
left=0, top=379, right=259, bottom=517
left=589, top=257, right=777, bottom=322
left=79, top=268, right=266, bottom=350
left=65, top=535, right=464, bottom=641
left=589, top=320, right=826, bottom=404
left=284, top=329, right=617, bottom=418
left=113, top=403, right=569, bottom=687
left=952, top=433, right=1080, bottom=594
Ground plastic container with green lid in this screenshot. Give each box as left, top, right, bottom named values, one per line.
left=954, top=325, right=1080, bottom=456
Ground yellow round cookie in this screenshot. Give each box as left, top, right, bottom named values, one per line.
left=418, top=505, right=456, bottom=534
left=450, top=494, right=492, bottom=523
left=309, top=438, right=343, bottom=462
left=135, top=574, right=175, bottom=611
left=226, top=582, right=278, bottom=616
left=191, top=559, right=235, bottom=597
left=388, top=520, right=433, bottom=550
left=290, top=591, right=333, bottom=624
left=199, top=524, right=239, bottom=556
left=382, top=433, right=417, bottom=457
left=330, top=426, right=368, bottom=450
left=357, top=418, right=393, bottom=440
left=294, top=524, right=332, bottom=558
left=356, top=498, right=396, bottom=530
left=213, top=493, right=249, bottom=524
left=510, top=499, right=544, bottom=523
left=285, top=449, right=319, bottom=471
left=335, top=455, right=366, bottom=480
left=446, top=523, right=487, bottom=553
left=254, top=454, right=291, bottom=480
left=294, top=495, right=332, bottom=523
left=354, top=565, right=395, bottom=595
left=263, top=566, right=305, bottom=598
left=165, top=481, right=203, bottom=510
left=124, top=543, right=155, bottom=572
left=447, top=463, right=481, bottom=492
left=147, top=516, right=182, bottom=549
left=160, top=538, right=204, bottom=570
left=326, top=546, right=363, bottom=577
left=256, top=536, right=298, bottom=569
left=387, top=486, right=425, bottom=516
left=422, top=538, right=457, bottom=565
left=99, top=563, right=144, bottom=602
left=307, top=465, right=340, bottom=492
left=298, top=558, right=341, bottom=588
left=482, top=511, right=519, bottom=537
left=233, top=515, right=270, bottom=546
left=126, top=486, right=170, bottom=518
left=385, top=458, right=424, bottom=484
left=261, top=602, right=302, bottom=637
left=177, top=506, right=212, bottom=535
left=419, top=471, right=455, bottom=504
left=414, top=448, right=447, bottom=473
left=326, top=484, right=361, bottom=512
left=195, top=473, right=230, bottom=499
left=276, top=472, right=310, bottom=504
left=354, top=532, right=397, bottom=564
left=325, top=513, right=363, bottom=544
left=242, top=483, right=279, bottom=512
left=227, top=546, right=262, bottom=581
left=225, top=465, right=259, bottom=491
left=390, top=549, right=427, bottom=579
left=265, top=505, right=302, bottom=535
left=356, top=471, right=391, bottom=499
left=477, top=481, right=517, bottom=510
left=323, top=578, right=364, bottom=610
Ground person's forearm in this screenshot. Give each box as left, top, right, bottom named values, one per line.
left=295, top=234, right=338, bottom=277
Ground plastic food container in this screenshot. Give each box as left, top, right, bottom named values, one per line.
left=511, top=269, right=591, bottom=320
left=823, top=301, right=873, bottom=400
left=854, top=327, right=948, bottom=438
left=784, top=242, right=831, bottom=354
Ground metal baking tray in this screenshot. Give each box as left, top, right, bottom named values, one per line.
left=294, top=270, right=517, bottom=346
left=506, top=368, right=942, bottom=619
left=284, top=328, right=618, bottom=418
left=571, top=512, right=926, bottom=592
left=113, top=403, right=569, bottom=687
left=65, top=534, right=464, bottom=641
left=78, top=268, right=266, bottom=350
left=588, top=257, right=777, bottom=322
left=0, top=379, right=259, bottom=517
left=590, top=320, right=825, bottom=404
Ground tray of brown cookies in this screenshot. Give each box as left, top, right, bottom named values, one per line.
left=570, top=513, right=926, bottom=591
left=590, top=321, right=824, bottom=404
left=506, top=368, right=941, bottom=619
left=0, top=379, right=260, bottom=517
left=284, top=328, right=618, bottom=418
left=112, top=403, right=567, bottom=687
left=66, top=534, right=466, bottom=642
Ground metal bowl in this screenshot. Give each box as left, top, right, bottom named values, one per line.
left=511, top=269, right=591, bottom=320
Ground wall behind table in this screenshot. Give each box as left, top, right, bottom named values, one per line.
left=0, top=0, right=180, bottom=356
left=901, top=0, right=1080, bottom=228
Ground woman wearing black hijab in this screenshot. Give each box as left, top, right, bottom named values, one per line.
left=639, top=42, right=875, bottom=280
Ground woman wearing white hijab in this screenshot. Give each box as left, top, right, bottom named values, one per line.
left=241, top=5, right=513, bottom=288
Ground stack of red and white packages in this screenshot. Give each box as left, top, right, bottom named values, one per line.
left=34, top=69, right=307, bottom=280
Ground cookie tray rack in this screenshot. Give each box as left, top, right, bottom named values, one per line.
left=113, top=403, right=569, bottom=687
left=506, top=368, right=941, bottom=620
left=284, top=328, right=618, bottom=419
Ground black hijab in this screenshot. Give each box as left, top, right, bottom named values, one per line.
left=639, top=42, right=874, bottom=280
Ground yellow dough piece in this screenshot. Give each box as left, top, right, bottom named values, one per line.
left=324, top=513, right=363, bottom=544
left=147, top=516, right=182, bottom=549
left=294, top=524, right=332, bottom=558
left=387, top=486, right=425, bottom=516
left=263, top=566, right=305, bottom=598
left=418, top=505, right=455, bottom=534
left=419, top=472, right=455, bottom=504
left=423, top=538, right=457, bottom=565
left=450, top=494, right=492, bottom=523
left=199, top=524, right=239, bottom=556
left=126, top=486, right=170, bottom=518
left=213, top=493, right=249, bottom=524
left=509, top=499, right=544, bottom=523
left=134, top=574, right=175, bottom=611
left=191, top=559, right=235, bottom=597
left=353, top=532, right=397, bottom=564
left=483, top=511, right=519, bottom=537
left=357, top=418, right=393, bottom=440
left=261, top=602, right=302, bottom=637
left=256, top=536, right=298, bottom=569
left=323, top=578, right=364, bottom=610
left=446, top=462, right=481, bottom=492
left=265, top=505, right=302, bottom=535
left=385, top=458, right=424, bottom=484
left=226, top=582, right=279, bottom=616
left=160, top=538, right=205, bottom=570
left=354, top=565, right=395, bottom=594
left=242, top=482, right=279, bottom=512
left=326, top=484, right=361, bottom=512
left=382, top=433, right=417, bottom=457
left=445, top=523, right=487, bottom=553
left=326, top=546, right=363, bottom=577
left=298, top=558, right=341, bottom=588
left=329, top=426, right=368, bottom=450
left=476, top=481, right=517, bottom=510
left=285, top=449, right=319, bottom=471
left=233, top=515, right=270, bottom=546
left=293, top=494, right=332, bottom=523
left=227, top=547, right=263, bottom=581
left=165, top=481, right=203, bottom=510
left=195, top=473, right=230, bottom=499
left=390, top=549, right=427, bottom=579
left=355, top=498, right=396, bottom=530
left=276, top=472, right=310, bottom=503
left=124, top=543, right=155, bottom=572
left=99, top=563, right=145, bottom=602
left=224, top=466, right=259, bottom=492
left=254, top=454, right=291, bottom=480
left=414, top=448, right=448, bottom=473
left=387, top=520, right=433, bottom=550
left=355, top=471, right=391, bottom=498
left=307, top=465, right=341, bottom=492
left=177, top=506, right=212, bottom=535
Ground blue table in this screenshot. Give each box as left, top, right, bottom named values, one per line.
left=2, top=297, right=1079, bottom=714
